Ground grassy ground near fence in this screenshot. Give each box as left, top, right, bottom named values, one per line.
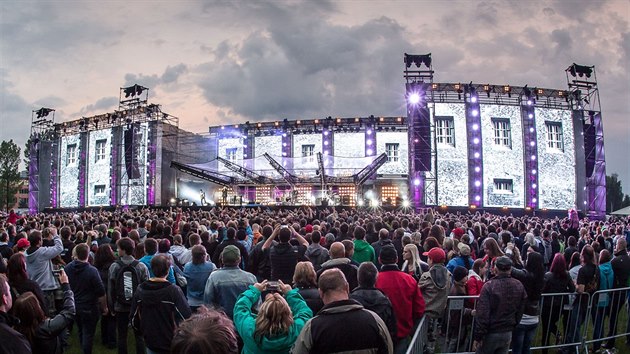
left=66, top=304, right=630, bottom=354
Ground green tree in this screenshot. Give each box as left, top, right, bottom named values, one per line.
left=0, top=140, right=21, bottom=211
left=606, top=173, right=630, bottom=213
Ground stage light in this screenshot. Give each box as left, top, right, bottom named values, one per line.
left=528, top=113, right=533, bottom=119
left=475, top=166, right=481, bottom=172
left=472, top=109, right=478, bottom=117
left=527, top=100, right=532, bottom=106
left=474, top=152, right=480, bottom=158
left=532, top=198, right=537, bottom=203
left=282, top=142, right=287, bottom=147
left=529, top=127, right=534, bottom=133
left=369, top=199, right=379, bottom=207
left=532, top=183, right=537, bottom=188
left=408, top=93, right=420, bottom=104
left=475, top=195, right=481, bottom=201
left=358, top=199, right=364, bottom=207
left=366, top=129, right=372, bottom=135
left=324, top=140, right=329, bottom=146
left=324, top=150, right=329, bottom=155
left=475, top=180, right=481, bottom=187
left=324, top=130, right=329, bottom=136
left=402, top=200, right=410, bottom=208
left=472, top=124, right=479, bottom=131
left=473, top=138, right=479, bottom=144
left=366, top=139, right=373, bottom=146
left=432, top=83, right=438, bottom=90
left=568, top=63, right=593, bottom=78
left=471, top=96, right=477, bottom=103
left=282, top=152, right=287, bottom=156
left=413, top=178, right=421, bottom=186
left=532, top=169, right=537, bottom=174
left=531, top=155, right=536, bottom=160
left=366, top=148, right=373, bottom=155
left=530, top=141, right=535, bottom=147
left=282, top=133, right=287, bottom=137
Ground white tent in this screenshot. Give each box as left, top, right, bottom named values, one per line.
left=611, top=205, right=630, bottom=216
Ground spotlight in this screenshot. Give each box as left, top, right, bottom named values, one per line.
left=413, top=178, right=421, bottom=186
left=408, top=93, right=420, bottom=104
left=358, top=199, right=364, bottom=207
left=402, top=200, right=410, bottom=208
left=568, top=63, right=593, bottom=78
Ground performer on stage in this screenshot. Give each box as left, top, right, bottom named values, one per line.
left=291, top=189, right=298, bottom=204
left=222, top=186, right=228, bottom=205
left=199, top=189, right=207, bottom=206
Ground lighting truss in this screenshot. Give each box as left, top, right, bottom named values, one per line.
left=262, top=153, right=298, bottom=186
left=354, top=153, right=388, bottom=186
left=170, top=161, right=234, bottom=187
left=216, top=156, right=274, bottom=185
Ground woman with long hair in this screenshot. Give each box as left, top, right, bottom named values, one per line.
left=94, top=244, right=117, bottom=349
left=541, top=254, right=575, bottom=354
left=6, top=253, right=48, bottom=314
left=482, top=238, right=504, bottom=279
left=510, top=252, right=545, bottom=354
left=565, top=245, right=598, bottom=352
left=233, top=280, right=312, bottom=353
left=402, top=243, right=427, bottom=281
left=292, top=261, right=323, bottom=314
left=13, top=269, right=75, bottom=354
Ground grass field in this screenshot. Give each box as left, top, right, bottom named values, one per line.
left=65, top=307, right=630, bottom=354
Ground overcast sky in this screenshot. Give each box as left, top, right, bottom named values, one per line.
left=1, top=0, right=629, bottom=194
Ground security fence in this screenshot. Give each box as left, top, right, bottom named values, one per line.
left=406, top=286, right=630, bottom=353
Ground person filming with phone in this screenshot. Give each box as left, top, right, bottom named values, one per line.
left=233, top=279, right=312, bottom=354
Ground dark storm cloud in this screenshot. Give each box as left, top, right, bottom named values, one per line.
left=124, top=64, right=189, bottom=88
left=197, top=15, right=413, bottom=120
left=0, top=2, right=122, bottom=69
left=78, top=96, right=118, bottom=116
left=0, top=71, right=37, bottom=159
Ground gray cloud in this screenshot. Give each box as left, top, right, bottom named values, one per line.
left=124, top=63, right=188, bottom=88
left=78, top=96, right=119, bottom=116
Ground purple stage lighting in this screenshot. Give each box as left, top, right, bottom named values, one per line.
left=413, top=178, right=421, bottom=186
left=367, top=129, right=372, bottom=135
left=366, top=139, right=373, bottom=145
left=472, top=124, right=479, bottom=130
left=366, top=148, right=373, bottom=155
left=408, top=93, right=421, bottom=104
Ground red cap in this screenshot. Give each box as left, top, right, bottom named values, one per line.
left=452, top=228, right=464, bottom=240
left=423, top=247, right=446, bottom=263
left=16, top=238, right=30, bottom=249
left=305, top=225, right=313, bottom=233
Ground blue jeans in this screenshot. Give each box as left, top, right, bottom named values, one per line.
left=75, top=306, right=100, bottom=354
left=511, top=323, right=538, bottom=354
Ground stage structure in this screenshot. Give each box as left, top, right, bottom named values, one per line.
left=171, top=56, right=604, bottom=217
left=29, top=85, right=183, bottom=212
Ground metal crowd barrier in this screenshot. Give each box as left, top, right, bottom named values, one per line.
left=405, top=286, right=630, bottom=354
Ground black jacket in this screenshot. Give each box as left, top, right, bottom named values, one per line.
left=292, top=299, right=393, bottom=354
left=296, top=285, right=324, bottom=315
left=350, top=286, right=397, bottom=339
left=212, top=239, right=249, bottom=269
left=30, top=283, right=76, bottom=354
left=371, top=239, right=393, bottom=269
left=269, top=242, right=306, bottom=284
left=130, top=280, right=192, bottom=353
left=611, top=250, right=630, bottom=289
left=317, top=258, right=359, bottom=291
left=64, top=260, right=106, bottom=310
left=248, top=239, right=274, bottom=281
left=0, top=311, right=31, bottom=354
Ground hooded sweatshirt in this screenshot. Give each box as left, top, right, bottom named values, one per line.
left=233, top=287, right=312, bottom=354
left=169, top=244, right=191, bottom=265
left=25, top=235, right=63, bottom=291
left=64, top=260, right=106, bottom=310
left=130, top=280, right=191, bottom=353
left=304, top=243, right=329, bottom=271
left=598, top=261, right=614, bottom=307
left=353, top=239, right=376, bottom=264
left=419, top=264, right=452, bottom=319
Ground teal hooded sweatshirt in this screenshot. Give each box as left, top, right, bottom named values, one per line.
left=233, top=286, right=312, bottom=354
left=598, top=262, right=613, bottom=307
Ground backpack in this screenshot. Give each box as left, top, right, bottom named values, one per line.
left=114, top=260, right=141, bottom=306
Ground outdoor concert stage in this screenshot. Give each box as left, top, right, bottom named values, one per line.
left=28, top=54, right=606, bottom=218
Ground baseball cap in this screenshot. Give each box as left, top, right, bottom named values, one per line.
left=453, top=266, right=468, bottom=282
left=379, top=246, right=398, bottom=263
left=457, top=243, right=471, bottom=256
left=221, top=245, right=241, bottom=263
left=16, top=238, right=30, bottom=249
left=423, top=247, right=446, bottom=264
left=495, top=256, right=513, bottom=271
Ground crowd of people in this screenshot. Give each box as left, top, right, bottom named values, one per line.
left=0, top=205, right=629, bottom=354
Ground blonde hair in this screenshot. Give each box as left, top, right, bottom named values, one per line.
left=403, top=244, right=422, bottom=272
left=254, top=293, right=293, bottom=341
left=293, top=261, right=317, bottom=288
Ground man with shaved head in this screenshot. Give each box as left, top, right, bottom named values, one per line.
left=316, top=242, right=358, bottom=291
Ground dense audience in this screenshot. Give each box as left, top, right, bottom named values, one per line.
left=0, top=206, right=628, bottom=354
